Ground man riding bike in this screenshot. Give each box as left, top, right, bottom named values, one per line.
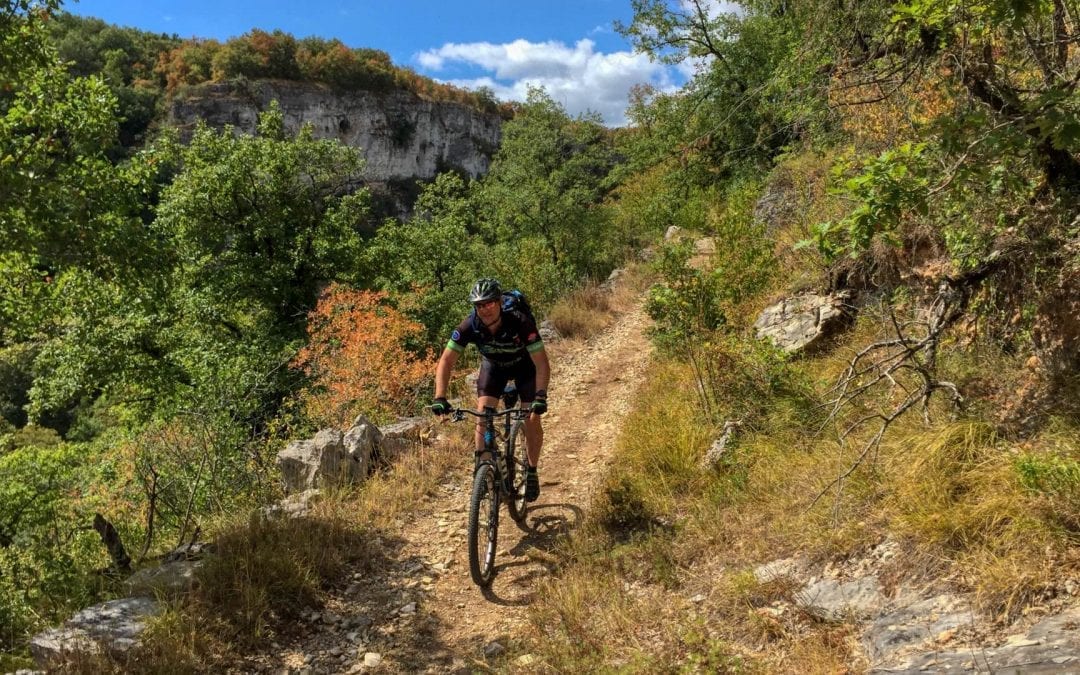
left=431, top=278, right=550, bottom=502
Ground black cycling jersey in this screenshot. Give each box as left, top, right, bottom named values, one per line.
left=446, top=308, right=544, bottom=366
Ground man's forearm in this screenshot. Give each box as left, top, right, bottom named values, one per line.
left=434, top=349, right=457, bottom=397
left=533, top=351, right=550, bottom=394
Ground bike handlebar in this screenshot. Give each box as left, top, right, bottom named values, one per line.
left=429, top=406, right=531, bottom=422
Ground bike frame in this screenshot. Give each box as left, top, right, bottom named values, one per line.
left=438, top=392, right=532, bottom=587
left=452, top=405, right=530, bottom=493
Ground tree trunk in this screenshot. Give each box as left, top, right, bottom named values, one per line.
left=93, top=513, right=132, bottom=573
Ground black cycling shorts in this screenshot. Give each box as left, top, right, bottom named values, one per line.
left=477, top=357, right=537, bottom=402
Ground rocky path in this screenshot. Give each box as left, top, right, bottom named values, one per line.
left=250, top=299, right=653, bottom=674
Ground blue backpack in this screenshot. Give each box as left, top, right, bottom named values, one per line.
left=501, top=289, right=535, bottom=322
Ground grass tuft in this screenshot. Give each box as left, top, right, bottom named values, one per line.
left=193, top=497, right=378, bottom=646
left=546, top=282, right=614, bottom=339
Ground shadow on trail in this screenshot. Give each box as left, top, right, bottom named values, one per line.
left=511, top=501, right=583, bottom=554
left=479, top=502, right=584, bottom=607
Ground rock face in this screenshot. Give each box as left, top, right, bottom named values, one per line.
left=754, top=291, right=853, bottom=353
left=169, top=80, right=502, bottom=182
left=276, top=415, right=432, bottom=492
left=750, top=544, right=1080, bottom=673
left=30, top=597, right=162, bottom=668
left=278, top=428, right=368, bottom=493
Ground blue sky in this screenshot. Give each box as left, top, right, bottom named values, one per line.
left=65, top=0, right=720, bottom=126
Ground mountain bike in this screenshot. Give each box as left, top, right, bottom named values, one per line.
left=443, top=386, right=531, bottom=586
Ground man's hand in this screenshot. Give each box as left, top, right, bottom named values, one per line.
left=431, top=397, right=452, bottom=416
left=529, top=396, right=547, bottom=416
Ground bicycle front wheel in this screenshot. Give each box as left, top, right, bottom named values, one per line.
left=468, top=463, right=499, bottom=586
left=506, top=420, right=528, bottom=523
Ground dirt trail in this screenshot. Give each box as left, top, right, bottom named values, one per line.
left=254, top=297, right=653, bottom=674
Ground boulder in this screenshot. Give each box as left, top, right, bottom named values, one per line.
left=539, top=319, right=562, bottom=343
left=377, top=416, right=431, bottom=463
left=30, top=597, right=162, bottom=669
left=754, top=292, right=853, bottom=354
left=277, top=427, right=365, bottom=492
left=344, top=416, right=381, bottom=477
left=274, top=415, right=430, bottom=492
left=124, top=560, right=201, bottom=597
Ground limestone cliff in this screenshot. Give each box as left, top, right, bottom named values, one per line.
left=169, top=80, right=503, bottom=182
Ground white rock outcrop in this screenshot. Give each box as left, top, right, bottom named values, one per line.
left=170, top=80, right=502, bottom=181
left=276, top=415, right=432, bottom=493
left=30, top=597, right=162, bottom=669
left=754, top=291, right=853, bottom=353
left=278, top=427, right=368, bottom=493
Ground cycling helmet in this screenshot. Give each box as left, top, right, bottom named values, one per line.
left=468, top=278, right=502, bottom=305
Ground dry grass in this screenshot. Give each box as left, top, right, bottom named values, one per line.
left=520, top=360, right=860, bottom=671
left=353, top=432, right=469, bottom=527
left=545, top=264, right=655, bottom=340
left=546, top=283, right=613, bottom=339
left=97, top=435, right=472, bottom=673
left=522, top=314, right=1080, bottom=671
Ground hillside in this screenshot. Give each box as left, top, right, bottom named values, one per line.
left=4, top=0, right=1080, bottom=672
left=234, top=280, right=653, bottom=673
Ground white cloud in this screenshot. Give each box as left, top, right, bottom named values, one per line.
left=415, top=38, right=680, bottom=127
left=678, top=0, right=743, bottom=18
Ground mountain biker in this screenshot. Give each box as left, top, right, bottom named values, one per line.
left=431, top=278, right=550, bottom=502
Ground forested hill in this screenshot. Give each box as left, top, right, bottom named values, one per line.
left=4, top=0, right=1080, bottom=670
left=43, top=11, right=512, bottom=149
left=42, top=12, right=509, bottom=211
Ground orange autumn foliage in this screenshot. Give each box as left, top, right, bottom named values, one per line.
left=294, top=285, right=434, bottom=428
left=829, top=66, right=954, bottom=152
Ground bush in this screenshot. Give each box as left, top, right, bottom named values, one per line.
left=596, top=475, right=654, bottom=539
left=0, top=443, right=113, bottom=654
left=547, top=283, right=613, bottom=339
left=293, top=285, right=435, bottom=427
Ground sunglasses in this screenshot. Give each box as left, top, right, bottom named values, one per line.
left=474, top=299, right=499, bottom=309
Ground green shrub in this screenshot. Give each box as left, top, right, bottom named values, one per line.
left=596, top=475, right=654, bottom=540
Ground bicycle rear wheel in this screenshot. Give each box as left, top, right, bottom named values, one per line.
left=468, top=463, right=499, bottom=586
left=506, top=420, right=528, bottom=523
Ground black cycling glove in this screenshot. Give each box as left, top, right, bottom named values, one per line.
left=530, top=391, right=548, bottom=416
left=431, top=397, right=452, bottom=416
